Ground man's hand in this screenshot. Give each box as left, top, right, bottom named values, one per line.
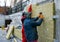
left=39, top=14, right=44, bottom=19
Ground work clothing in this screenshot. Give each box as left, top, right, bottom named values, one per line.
left=24, top=17, right=43, bottom=41
left=27, top=40, right=37, bottom=42
left=22, top=24, right=27, bottom=42
left=21, top=16, right=27, bottom=42
left=21, top=4, right=32, bottom=42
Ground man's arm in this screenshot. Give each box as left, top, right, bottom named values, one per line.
left=31, top=14, right=44, bottom=26
left=30, top=18, right=43, bottom=26
left=32, top=17, right=39, bottom=21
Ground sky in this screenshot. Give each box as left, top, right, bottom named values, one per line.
left=0, top=0, right=11, bottom=7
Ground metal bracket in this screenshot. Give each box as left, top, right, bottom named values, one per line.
left=53, top=15, right=59, bottom=19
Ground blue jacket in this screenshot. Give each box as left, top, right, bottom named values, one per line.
left=24, top=17, right=43, bottom=41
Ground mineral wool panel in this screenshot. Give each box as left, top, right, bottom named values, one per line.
left=32, top=2, right=55, bottom=42
left=14, top=29, right=22, bottom=40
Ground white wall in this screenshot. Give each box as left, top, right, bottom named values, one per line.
left=0, top=12, right=22, bottom=27
left=8, top=12, right=22, bottom=27
left=54, top=0, right=60, bottom=10
left=30, top=0, right=45, bottom=4
left=0, top=14, right=5, bottom=26
left=54, top=0, right=60, bottom=42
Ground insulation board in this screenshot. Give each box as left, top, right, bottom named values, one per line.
left=32, top=2, right=55, bottom=42
left=14, top=29, right=22, bottom=40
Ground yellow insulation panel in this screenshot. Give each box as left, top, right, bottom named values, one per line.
left=14, top=29, right=22, bottom=40
left=6, top=25, right=14, bottom=39
left=32, top=2, right=55, bottom=42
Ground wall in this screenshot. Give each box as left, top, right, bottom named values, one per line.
left=9, top=12, right=22, bottom=27
left=0, top=14, right=5, bottom=27
left=30, top=0, right=45, bottom=4
left=54, top=0, right=60, bottom=42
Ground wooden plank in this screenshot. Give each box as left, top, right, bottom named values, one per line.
left=6, top=25, right=14, bottom=39
left=32, top=2, right=55, bottom=42
left=14, top=38, right=17, bottom=42
left=14, top=29, right=22, bottom=40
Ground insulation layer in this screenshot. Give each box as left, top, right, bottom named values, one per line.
left=32, top=2, right=55, bottom=42
left=14, top=29, right=22, bottom=40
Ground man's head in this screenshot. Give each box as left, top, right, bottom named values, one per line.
left=39, top=12, right=42, bottom=15
left=22, top=12, right=32, bottom=18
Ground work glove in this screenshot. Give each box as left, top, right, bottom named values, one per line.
left=38, top=14, right=44, bottom=19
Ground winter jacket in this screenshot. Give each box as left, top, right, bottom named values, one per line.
left=24, top=17, right=43, bottom=41
left=21, top=16, right=27, bottom=42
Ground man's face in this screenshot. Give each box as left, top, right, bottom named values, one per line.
left=23, top=12, right=32, bottom=18
left=27, top=14, right=31, bottom=18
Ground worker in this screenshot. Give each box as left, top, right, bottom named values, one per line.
left=23, top=12, right=44, bottom=42
left=21, top=12, right=27, bottom=42
left=21, top=2, right=32, bottom=42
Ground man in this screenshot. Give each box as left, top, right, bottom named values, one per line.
left=21, top=1, right=32, bottom=42
left=23, top=12, right=44, bottom=42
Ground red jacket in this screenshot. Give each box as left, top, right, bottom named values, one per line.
left=22, top=24, right=27, bottom=42
left=21, top=16, right=27, bottom=42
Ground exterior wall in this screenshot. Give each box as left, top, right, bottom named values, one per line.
left=30, top=0, right=45, bottom=4
left=8, top=12, right=22, bottom=27
left=54, top=0, right=60, bottom=10
left=0, top=7, right=9, bottom=15
left=54, top=0, right=60, bottom=42
left=0, top=14, right=5, bottom=27
left=0, top=7, right=5, bottom=14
